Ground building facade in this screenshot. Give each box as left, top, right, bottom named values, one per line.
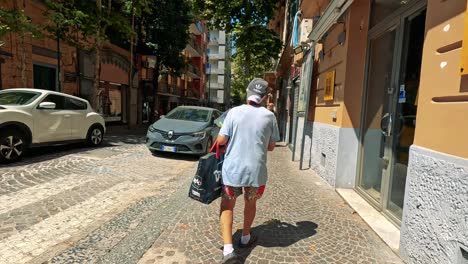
left=0, top=0, right=133, bottom=125
left=271, top=0, right=468, bottom=263
left=206, top=30, right=231, bottom=110
left=1, top=1, right=211, bottom=127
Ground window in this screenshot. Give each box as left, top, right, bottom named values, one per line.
left=41, top=94, right=65, bottom=109
left=33, top=64, right=56, bottom=91
left=65, top=97, right=87, bottom=110
left=166, top=108, right=211, bottom=122
left=212, top=111, right=220, bottom=120
left=0, top=91, right=40, bottom=105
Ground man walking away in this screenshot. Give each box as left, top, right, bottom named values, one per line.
left=215, top=78, right=280, bottom=263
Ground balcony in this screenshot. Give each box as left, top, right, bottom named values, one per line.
left=158, top=79, right=182, bottom=97
left=207, top=68, right=224, bottom=75
left=186, top=63, right=201, bottom=78
left=187, top=88, right=200, bottom=99
left=208, top=36, right=218, bottom=45
left=185, top=35, right=202, bottom=57
left=208, top=52, right=225, bottom=60
left=189, top=22, right=203, bottom=35
left=207, top=82, right=223, bottom=89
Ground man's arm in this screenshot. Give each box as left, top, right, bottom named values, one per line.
left=268, top=115, right=280, bottom=151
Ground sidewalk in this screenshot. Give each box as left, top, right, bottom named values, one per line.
left=138, top=146, right=403, bottom=264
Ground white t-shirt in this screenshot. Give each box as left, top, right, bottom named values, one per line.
left=219, top=104, right=280, bottom=187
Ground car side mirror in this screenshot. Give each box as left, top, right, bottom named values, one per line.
left=38, top=102, right=56, bottom=109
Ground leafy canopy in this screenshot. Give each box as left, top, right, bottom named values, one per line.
left=191, top=0, right=282, bottom=105
left=0, top=7, right=42, bottom=46
left=141, top=0, right=192, bottom=75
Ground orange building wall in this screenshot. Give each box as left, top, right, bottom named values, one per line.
left=414, top=0, right=468, bottom=158
left=0, top=0, right=79, bottom=94
left=312, top=22, right=349, bottom=126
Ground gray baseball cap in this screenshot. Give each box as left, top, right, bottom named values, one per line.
left=246, top=78, right=269, bottom=103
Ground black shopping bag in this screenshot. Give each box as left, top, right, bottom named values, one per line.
left=188, top=144, right=224, bottom=204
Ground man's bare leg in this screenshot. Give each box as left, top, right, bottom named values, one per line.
left=242, top=196, right=257, bottom=239
left=220, top=197, right=236, bottom=246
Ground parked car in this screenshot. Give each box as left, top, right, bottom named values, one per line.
left=146, top=106, right=222, bottom=155
left=214, top=109, right=230, bottom=128
left=0, top=89, right=106, bottom=163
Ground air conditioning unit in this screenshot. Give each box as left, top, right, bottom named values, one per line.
left=299, top=19, right=313, bottom=44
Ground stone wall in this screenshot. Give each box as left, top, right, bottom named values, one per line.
left=310, top=122, right=340, bottom=186
left=400, top=145, right=468, bottom=264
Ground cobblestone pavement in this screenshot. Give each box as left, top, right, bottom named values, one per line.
left=0, top=134, right=403, bottom=264
left=138, top=146, right=403, bottom=264
left=0, top=133, right=197, bottom=264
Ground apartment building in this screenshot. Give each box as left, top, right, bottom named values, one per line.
left=206, top=30, right=231, bottom=110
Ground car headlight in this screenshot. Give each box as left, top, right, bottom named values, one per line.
left=191, top=131, right=206, bottom=138
left=149, top=125, right=157, bottom=132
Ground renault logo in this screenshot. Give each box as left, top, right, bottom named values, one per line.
left=168, top=130, right=174, bottom=140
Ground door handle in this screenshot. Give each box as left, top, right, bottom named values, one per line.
left=380, top=113, right=392, bottom=137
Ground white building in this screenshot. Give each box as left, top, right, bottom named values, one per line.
left=206, top=30, right=231, bottom=109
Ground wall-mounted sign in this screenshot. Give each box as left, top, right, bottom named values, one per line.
left=324, top=70, right=335, bottom=101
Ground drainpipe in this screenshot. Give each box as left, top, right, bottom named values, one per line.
left=57, top=28, right=61, bottom=92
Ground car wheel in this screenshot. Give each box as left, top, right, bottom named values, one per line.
left=0, top=129, right=26, bottom=163
left=87, top=125, right=104, bottom=147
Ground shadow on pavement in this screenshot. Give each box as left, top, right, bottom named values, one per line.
left=0, top=134, right=146, bottom=168
left=233, top=219, right=318, bottom=262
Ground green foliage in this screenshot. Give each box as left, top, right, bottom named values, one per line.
left=141, top=0, right=192, bottom=75
left=191, top=0, right=282, bottom=106
left=191, top=0, right=277, bottom=31
left=0, top=7, right=42, bottom=45
left=43, top=0, right=137, bottom=51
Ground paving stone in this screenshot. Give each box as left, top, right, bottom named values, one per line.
left=136, top=147, right=403, bottom=264
left=0, top=134, right=197, bottom=264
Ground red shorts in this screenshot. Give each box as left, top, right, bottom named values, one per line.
left=222, top=185, right=266, bottom=201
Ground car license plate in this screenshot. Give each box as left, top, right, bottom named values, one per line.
left=162, top=145, right=176, bottom=152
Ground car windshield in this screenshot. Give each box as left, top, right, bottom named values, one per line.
left=166, top=108, right=210, bottom=122
left=0, top=91, right=41, bottom=105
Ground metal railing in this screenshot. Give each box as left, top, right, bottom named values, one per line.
left=187, top=35, right=202, bottom=55
left=187, top=63, right=201, bottom=76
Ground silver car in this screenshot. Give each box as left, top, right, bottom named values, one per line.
left=146, top=106, right=222, bottom=155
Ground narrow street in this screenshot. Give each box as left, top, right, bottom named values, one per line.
left=0, top=132, right=401, bottom=264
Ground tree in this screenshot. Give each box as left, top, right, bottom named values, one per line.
left=0, top=1, right=41, bottom=86
left=44, top=0, right=136, bottom=109
left=192, top=0, right=282, bottom=106
left=141, top=0, right=191, bottom=118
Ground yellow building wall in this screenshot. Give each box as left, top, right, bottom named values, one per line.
left=312, top=21, right=348, bottom=126
left=310, top=1, right=369, bottom=129
left=414, top=0, right=468, bottom=158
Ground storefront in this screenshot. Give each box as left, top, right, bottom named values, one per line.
left=295, top=0, right=468, bottom=262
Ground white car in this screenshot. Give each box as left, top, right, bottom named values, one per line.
left=0, top=88, right=106, bottom=163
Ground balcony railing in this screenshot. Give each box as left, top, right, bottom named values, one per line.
left=187, top=63, right=201, bottom=77
left=158, top=79, right=182, bottom=97
left=186, top=35, right=202, bottom=57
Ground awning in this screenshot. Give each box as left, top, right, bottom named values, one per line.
left=308, top=0, right=354, bottom=42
